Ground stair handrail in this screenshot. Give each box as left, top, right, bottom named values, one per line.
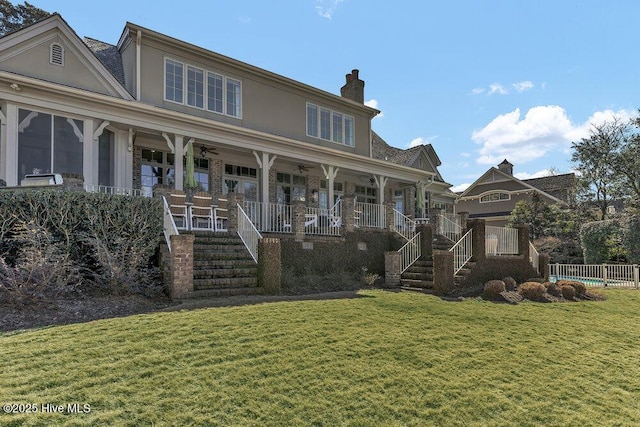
left=529, top=241, right=539, bottom=273
left=237, top=204, right=262, bottom=263
left=438, top=213, right=462, bottom=242
left=398, top=232, right=421, bottom=274
left=162, top=196, right=179, bottom=253
left=393, top=209, right=417, bottom=241
left=449, top=228, right=473, bottom=275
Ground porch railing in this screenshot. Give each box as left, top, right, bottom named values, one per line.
left=237, top=205, right=262, bottom=263
left=243, top=201, right=292, bottom=234
left=437, top=213, right=462, bottom=242
left=161, top=196, right=179, bottom=252
left=529, top=241, right=539, bottom=273
left=305, top=200, right=342, bottom=236
left=485, top=226, right=519, bottom=255
left=549, top=263, right=639, bottom=289
left=355, top=202, right=385, bottom=229
left=393, top=209, right=416, bottom=241
left=84, top=184, right=151, bottom=197
left=450, top=229, right=473, bottom=275
left=399, top=232, right=421, bottom=274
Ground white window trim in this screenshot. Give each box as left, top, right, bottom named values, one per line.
left=164, top=57, right=242, bottom=119
left=50, top=42, right=64, bottom=66
left=306, top=102, right=355, bottom=147
left=479, top=191, right=512, bottom=203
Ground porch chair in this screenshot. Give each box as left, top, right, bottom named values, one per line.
left=169, top=190, right=189, bottom=230
left=214, top=197, right=228, bottom=231
left=190, top=191, right=215, bottom=231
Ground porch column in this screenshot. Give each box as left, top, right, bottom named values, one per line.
left=342, top=195, right=355, bottom=232
left=321, top=165, right=339, bottom=208
left=114, top=129, right=133, bottom=190
left=373, top=175, right=387, bottom=204
left=163, top=133, right=184, bottom=190
left=253, top=151, right=276, bottom=203
left=2, top=104, right=18, bottom=186
left=82, top=119, right=94, bottom=188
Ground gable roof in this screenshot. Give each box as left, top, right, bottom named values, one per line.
left=371, top=130, right=445, bottom=181
left=458, top=166, right=570, bottom=205
left=83, top=37, right=126, bottom=86
left=0, top=14, right=132, bottom=99
left=521, top=173, right=575, bottom=202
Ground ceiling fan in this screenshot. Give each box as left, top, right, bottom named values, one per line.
left=297, top=164, right=314, bottom=174
left=199, top=145, right=219, bottom=157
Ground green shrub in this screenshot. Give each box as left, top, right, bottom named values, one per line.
left=580, top=220, right=624, bottom=264
left=502, top=277, right=517, bottom=291
left=557, top=280, right=587, bottom=296
left=518, top=282, right=547, bottom=301
left=544, top=282, right=562, bottom=297
left=561, top=285, right=576, bottom=300
left=621, top=215, right=640, bottom=264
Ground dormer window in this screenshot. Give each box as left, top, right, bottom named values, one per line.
left=50, top=43, right=64, bottom=66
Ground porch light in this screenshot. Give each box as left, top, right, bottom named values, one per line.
left=311, top=189, right=318, bottom=202
left=200, top=145, right=207, bottom=158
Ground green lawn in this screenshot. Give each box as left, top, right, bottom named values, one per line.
left=1, top=289, right=639, bottom=426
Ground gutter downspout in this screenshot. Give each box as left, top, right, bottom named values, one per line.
left=136, top=30, right=141, bottom=101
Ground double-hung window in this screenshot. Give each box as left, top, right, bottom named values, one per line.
left=306, top=103, right=354, bottom=146
left=187, top=65, right=204, bottom=108
left=165, top=59, right=184, bottom=103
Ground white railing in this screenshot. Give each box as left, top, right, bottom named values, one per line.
left=243, top=201, right=292, bottom=234
left=549, top=264, right=639, bottom=289
left=437, top=214, right=462, bottom=242
left=399, top=232, right=421, bottom=274
left=485, top=226, right=519, bottom=255
left=355, top=202, right=385, bottom=229
left=305, top=201, right=342, bottom=236
left=450, top=229, right=473, bottom=275
left=84, top=184, right=151, bottom=197
left=393, top=209, right=416, bottom=241
left=529, top=241, right=539, bottom=273
left=162, top=196, right=179, bottom=253
left=237, top=205, right=262, bottom=263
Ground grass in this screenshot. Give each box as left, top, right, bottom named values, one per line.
left=1, top=289, right=640, bottom=426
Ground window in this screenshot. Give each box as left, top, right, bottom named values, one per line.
left=277, top=173, right=306, bottom=204
left=355, top=185, right=377, bottom=204
left=165, top=59, right=184, bottom=103
left=306, top=103, right=354, bottom=146
left=50, top=43, right=64, bottom=66
left=187, top=66, right=204, bottom=108
left=17, top=109, right=83, bottom=182
left=223, top=163, right=257, bottom=201
left=480, top=192, right=511, bottom=203
left=164, top=58, right=242, bottom=117
left=319, top=180, right=344, bottom=210
left=140, top=149, right=175, bottom=195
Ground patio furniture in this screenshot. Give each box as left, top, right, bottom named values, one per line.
left=169, top=190, right=189, bottom=230
left=190, top=191, right=214, bottom=231
left=214, top=197, right=228, bottom=231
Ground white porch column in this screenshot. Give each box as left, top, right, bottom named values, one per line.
left=253, top=151, right=276, bottom=203
left=163, top=132, right=184, bottom=190
left=113, top=129, right=132, bottom=190
left=321, top=165, right=339, bottom=208
left=3, top=104, right=18, bottom=186
left=82, top=119, right=94, bottom=188
left=373, top=174, right=387, bottom=204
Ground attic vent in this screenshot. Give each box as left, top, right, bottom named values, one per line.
left=50, top=43, right=64, bottom=66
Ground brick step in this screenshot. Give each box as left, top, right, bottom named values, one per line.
left=194, top=277, right=258, bottom=290
left=400, top=278, right=433, bottom=288
left=402, top=271, right=434, bottom=281
left=193, top=244, right=248, bottom=252
left=192, top=287, right=262, bottom=298
left=193, top=267, right=257, bottom=278
left=194, top=252, right=253, bottom=261
left=404, top=265, right=432, bottom=273
left=194, top=259, right=257, bottom=268
left=411, top=260, right=433, bottom=268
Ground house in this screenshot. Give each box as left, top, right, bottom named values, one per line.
left=0, top=14, right=454, bottom=222
left=455, top=160, right=576, bottom=226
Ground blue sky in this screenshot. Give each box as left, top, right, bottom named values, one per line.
left=32, top=0, right=640, bottom=190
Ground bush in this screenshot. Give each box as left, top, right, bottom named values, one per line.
left=518, top=282, right=547, bottom=301
left=502, top=277, right=517, bottom=291
left=580, top=220, right=624, bottom=264
left=561, top=285, right=576, bottom=300
left=622, top=215, right=640, bottom=264
left=544, top=282, right=562, bottom=297
left=484, top=280, right=506, bottom=299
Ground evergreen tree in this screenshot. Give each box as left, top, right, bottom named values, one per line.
left=0, top=1, right=51, bottom=36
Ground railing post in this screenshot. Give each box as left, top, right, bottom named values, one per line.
left=169, top=233, right=194, bottom=299
left=433, top=250, right=454, bottom=295
left=467, top=219, right=486, bottom=261
left=342, top=195, right=355, bottom=232
left=292, top=200, right=306, bottom=241
left=385, top=202, right=395, bottom=232
left=417, top=223, right=433, bottom=260
left=258, top=238, right=281, bottom=294
left=539, top=253, right=550, bottom=281
left=516, top=224, right=529, bottom=258
left=458, top=211, right=469, bottom=233
left=227, top=192, right=243, bottom=234
left=603, top=264, right=608, bottom=287
left=384, top=251, right=401, bottom=287
left=634, top=265, right=639, bottom=289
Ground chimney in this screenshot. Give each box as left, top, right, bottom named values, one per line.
left=340, top=69, right=364, bottom=103
left=498, top=159, right=513, bottom=176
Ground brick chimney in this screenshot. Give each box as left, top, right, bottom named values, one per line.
left=340, top=69, right=364, bottom=104
left=498, top=159, right=513, bottom=176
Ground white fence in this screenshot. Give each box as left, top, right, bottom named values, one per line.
left=161, top=196, right=179, bottom=253
left=486, top=226, right=519, bottom=255
left=450, top=229, right=473, bottom=275
left=243, top=201, right=292, bottom=234
left=84, top=184, right=150, bottom=197
left=355, top=202, right=385, bottom=229
left=237, top=205, right=261, bottom=263
left=305, top=203, right=342, bottom=236
left=529, top=241, right=539, bottom=273
left=393, top=209, right=416, bottom=241
left=399, top=232, right=421, bottom=274
left=549, top=263, right=639, bottom=289
left=438, top=214, right=462, bottom=242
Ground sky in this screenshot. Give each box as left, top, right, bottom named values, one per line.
left=29, top=0, right=640, bottom=191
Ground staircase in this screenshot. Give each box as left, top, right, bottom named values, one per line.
left=400, top=233, right=474, bottom=291
left=191, top=231, right=259, bottom=297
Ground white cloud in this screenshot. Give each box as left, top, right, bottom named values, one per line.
left=365, top=99, right=384, bottom=118
left=488, top=83, right=508, bottom=95
left=514, top=169, right=554, bottom=180
left=238, top=16, right=251, bottom=24
left=471, top=88, right=485, bottom=95
left=512, top=81, right=534, bottom=93
left=450, top=183, right=471, bottom=193
left=408, top=136, right=437, bottom=148
left=471, top=106, right=633, bottom=165
left=315, top=0, right=344, bottom=19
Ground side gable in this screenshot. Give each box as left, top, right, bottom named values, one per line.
left=0, top=14, right=132, bottom=99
